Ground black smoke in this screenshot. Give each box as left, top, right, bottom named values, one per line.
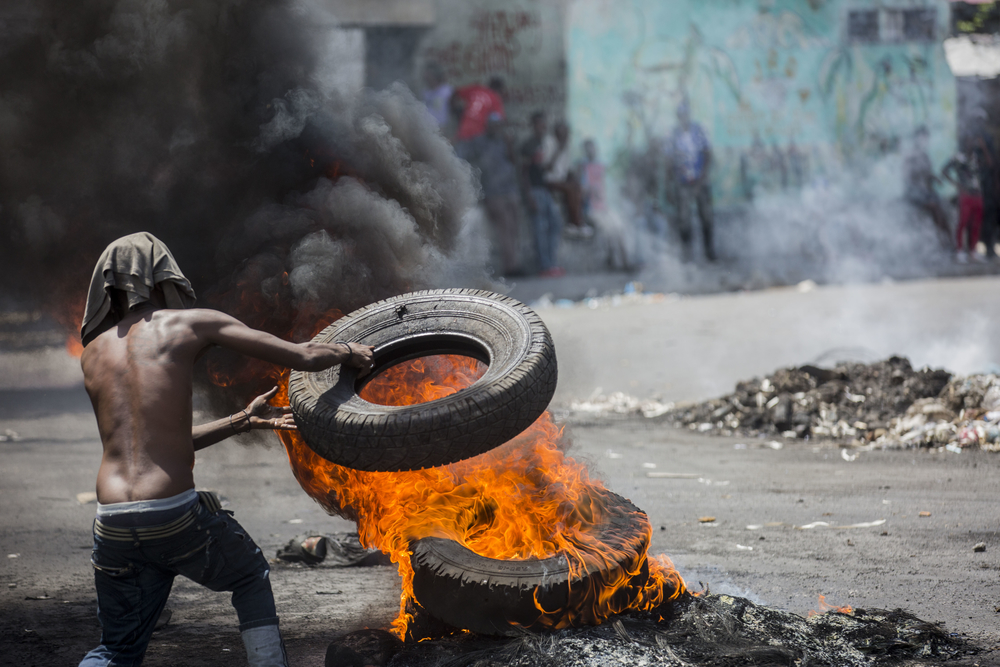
left=0, top=0, right=490, bottom=398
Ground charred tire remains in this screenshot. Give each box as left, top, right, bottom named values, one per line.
left=410, top=492, right=651, bottom=636
left=289, top=289, right=558, bottom=472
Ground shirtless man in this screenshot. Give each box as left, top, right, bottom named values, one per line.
left=77, top=233, right=373, bottom=667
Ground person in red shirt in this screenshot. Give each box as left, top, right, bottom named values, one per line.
left=451, top=77, right=506, bottom=142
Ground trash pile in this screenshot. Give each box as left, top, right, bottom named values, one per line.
left=881, top=374, right=1000, bottom=451
left=666, top=356, right=970, bottom=446
left=565, top=357, right=1000, bottom=452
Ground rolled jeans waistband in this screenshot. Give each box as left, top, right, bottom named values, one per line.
left=94, top=491, right=223, bottom=542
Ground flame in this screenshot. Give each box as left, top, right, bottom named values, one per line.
left=66, top=335, right=84, bottom=358
left=46, top=271, right=687, bottom=636
left=359, top=355, right=488, bottom=406
left=46, top=293, right=87, bottom=358
left=275, top=353, right=687, bottom=639
left=808, top=595, right=854, bottom=617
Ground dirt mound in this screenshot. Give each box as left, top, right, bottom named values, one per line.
left=668, top=357, right=952, bottom=443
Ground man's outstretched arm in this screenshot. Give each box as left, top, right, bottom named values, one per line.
left=192, top=387, right=296, bottom=451
left=193, top=309, right=373, bottom=373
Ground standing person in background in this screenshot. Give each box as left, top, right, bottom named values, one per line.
left=973, top=129, right=999, bottom=260
left=421, top=62, right=453, bottom=131
left=451, top=76, right=506, bottom=143
left=579, top=139, right=607, bottom=218
left=665, top=99, right=716, bottom=262
left=580, top=139, right=632, bottom=269
left=461, top=112, right=524, bottom=276
left=544, top=121, right=589, bottom=238
left=904, top=126, right=951, bottom=249
left=943, top=136, right=985, bottom=263
left=520, top=111, right=564, bottom=277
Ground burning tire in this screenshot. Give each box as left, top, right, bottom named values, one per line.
left=410, top=491, right=651, bottom=636
left=289, top=289, right=557, bottom=472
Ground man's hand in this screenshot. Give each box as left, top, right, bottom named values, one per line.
left=193, top=385, right=301, bottom=449
left=245, top=386, right=297, bottom=431
left=337, top=342, right=375, bottom=377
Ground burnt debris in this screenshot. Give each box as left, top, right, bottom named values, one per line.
left=275, top=532, right=391, bottom=568
left=325, top=593, right=971, bottom=667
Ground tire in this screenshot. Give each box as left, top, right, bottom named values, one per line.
left=288, top=289, right=557, bottom=472
left=410, top=491, right=651, bottom=636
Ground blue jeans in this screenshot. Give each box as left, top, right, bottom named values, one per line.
left=79, top=502, right=277, bottom=666
left=530, top=187, right=563, bottom=271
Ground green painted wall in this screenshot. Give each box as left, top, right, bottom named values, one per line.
left=567, top=0, right=957, bottom=204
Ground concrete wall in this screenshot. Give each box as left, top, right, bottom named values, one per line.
left=567, top=0, right=957, bottom=204
left=414, top=0, right=568, bottom=132
left=320, top=0, right=567, bottom=132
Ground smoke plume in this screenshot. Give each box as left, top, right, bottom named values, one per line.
left=0, top=0, right=492, bottom=399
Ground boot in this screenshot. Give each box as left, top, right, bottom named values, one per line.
left=241, top=624, right=289, bottom=667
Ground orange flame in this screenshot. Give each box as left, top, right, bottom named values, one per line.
left=66, top=335, right=84, bottom=358
left=275, top=354, right=687, bottom=639
left=808, top=595, right=854, bottom=617
left=359, top=355, right=488, bottom=406
left=48, top=294, right=86, bottom=358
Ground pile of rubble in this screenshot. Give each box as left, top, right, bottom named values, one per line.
left=664, top=356, right=1000, bottom=451
left=888, top=374, right=1000, bottom=451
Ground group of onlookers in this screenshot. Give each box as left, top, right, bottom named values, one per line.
left=423, top=66, right=642, bottom=276
left=423, top=64, right=719, bottom=277
left=430, top=63, right=1000, bottom=275
left=425, top=65, right=607, bottom=277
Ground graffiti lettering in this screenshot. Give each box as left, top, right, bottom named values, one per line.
left=422, top=9, right=541, bottom=79
left=504, top=83, right=565, bottom=107
left=471, top=10, right=539, bottom=45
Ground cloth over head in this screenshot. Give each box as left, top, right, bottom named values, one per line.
left=80, top=232, right=197, bottom=346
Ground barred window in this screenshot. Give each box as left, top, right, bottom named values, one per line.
left=846, top=7, right=936, bottom=43
left=883, top=10, right=905, bottom=42
left=904, top=9, right=936, bottom=41
left=848, top=10, right=879, bottom=43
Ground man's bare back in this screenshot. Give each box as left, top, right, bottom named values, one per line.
left=81, top=300, right=373, bottom=504
left=75, top=232, right=373, bottom=666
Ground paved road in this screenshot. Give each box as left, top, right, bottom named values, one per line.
left=537, top=275, right=1000, bottom=405
left=2, top=276, right=999, bottom=664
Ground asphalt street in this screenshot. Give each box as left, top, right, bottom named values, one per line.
left=1, top=275, right=998, bottom=665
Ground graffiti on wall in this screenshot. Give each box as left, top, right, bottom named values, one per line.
left=819, top=48, right=937, bottom=158
left=569, top=0, right=955, bottom=205
left=422, top=9, right=543, bottom=80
